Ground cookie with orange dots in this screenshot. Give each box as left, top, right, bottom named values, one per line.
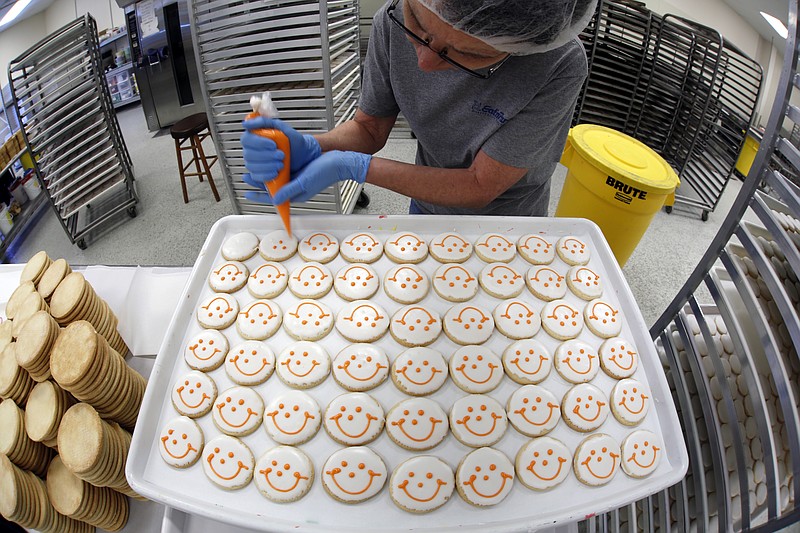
left=573, top=433, right=620, bottom=486
left=554, top=340, right=599, bottom=384
left=323, top=392, right=385, bottom=446
left=254, top=446, right=314, bottom=502
left=506, top=385, right=560, bottom=437
left=171, top=370, right=217, bottom=418
left=385, top=397, right=449, bottom=451
left=236, top=299, right=283, bottom=340
left=158, top=416, right=204, bottom=468
left=555, top=236, right=590, bottom=266
left=541, top=299, right=583, bottom=340
left=332, top=343, right=389, bottom=392
left=263, top=390, right=322, bottom=445
left=502, top=339, right=552, bottom=385
left=493, top=299, right=540, bottom=340
left=391, top=347, right=448, bottom=396
left=584, top=298, right=622, bottom=338
left=560, top=383, right=609, bottom=433
left=196, top=293, right=238, bottom=330
left=385, top=231, right=428, bottom=264
left=620, top=430, right=661, bottom=478
left=247, top=261, right=288, bottom=299
left=297, top=231, right=339, bottom=264
left=479, top=262, right=524, bottom=299
left=566, top=265, right=603, bottom=301
left=432, top=263, right=479, bottom=302
left=598, top=337, right=638, bottom=379
left=384, top=264, right=430, bottom=304
left=334, top=263, right=379, bottom=301
left=208, top=261, right=248, bottom=293
left=335, top=300, right=389, bottom=343
left=449, top=345, right=504, bottom=394
left=610, top=378, right=650, bottom=426
left=224, top=340, right=275, bottom=386
left=390, top=456, right=454, bottom=513
left=202, top=435, right=254, bottom=490
left=288, top=262, right=333, bottom=299
left=442, top=303, right=495, bottom=345
left=474, top=233, right=516, bottom=263
left=455, top=447, right=515, bottom=506
left=276, top=341, right=331, bottom=389
left=429, top=232, right=472, bottom=263
left=212, top=386, right=264, bottom=437
left=390, top=305, right=442, bottom=347
left=517, top=234, right=555, bottom=265
left=515, top=437, right=571, bottom=490
left=340, top=232, right=383, bottom=263
left=449, top=394, right=507, bottom=448
left=184, top=329, right=229, bottom=372
left=283, top=299, right=334, bottom=341
left=321, top=446, right=387, bottom=503
left=258, top=230, right=298, bottom=261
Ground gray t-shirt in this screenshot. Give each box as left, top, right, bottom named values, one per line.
left=359, top=3, right=588, bottom=217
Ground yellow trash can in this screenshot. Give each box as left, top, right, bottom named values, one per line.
left=735, top=132, right=760, bottom=178
left=555, top=125, right=680, bottom=266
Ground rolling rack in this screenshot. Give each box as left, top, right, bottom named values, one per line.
left=188, top=0, right=364, bottom=216
left=580, top=1, right=800, bottom=530
left=7, top=14, right=138, bottom=250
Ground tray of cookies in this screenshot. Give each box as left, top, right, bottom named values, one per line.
left=127, top=214, right=687, bottom=532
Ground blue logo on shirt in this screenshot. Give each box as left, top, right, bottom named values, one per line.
left=471, top=100, right=508, bottom=124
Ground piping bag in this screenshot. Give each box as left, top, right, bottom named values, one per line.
left=248, top=92, right=291, bottom=236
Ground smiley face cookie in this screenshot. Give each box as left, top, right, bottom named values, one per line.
left=283, top=299, right=334, bottom=341
left=263, top=390, right=322, bottom=445
left=561, top=383, right=609, bottom=432
left=254, top=446, right=314, bottom=502
left=324, top=392, right=385, bottom=445
left=610, top=378, right=650, bottom=426
left=599, top=337, right=638, bottom=379
left=526, top=266, right=567, bottom=302
left=236, top=300, right=283, bottom=340
left=335, top=300, right=389, bottom=343
left=620, top=430, right=661, bottom=477
left=288, top=262, right=333, bottom=299
left=479, top=263, right=524, bottom=299
left=517, top=234, right=555, bottom=265
left=429, top=232, right=472, bottom=263
left=391, top=347, right=449, bottom=396
left=506, top=385, right=561, bottom=437
left=322, top=447, right=387, bottom=503
left=334, top=264, right=379, bottom=301
left=493, top=299, right=540, bottom=340
left=449, top=345, right=504, bottom=394
left=554, top=340, right=599, bottom=384
left=515, top=437, right=571, bottom=490
left=384, top=264, right=430, bottom=304
left=276, top=341, right=330, bottom=389
left=340, top=232, right=383, bottom=263
left=502, top=339, right=552, bottom=384
left=567, top=266, right=603, bottom=301
left=247, top=262, right=288, bottom=299
left=541, top=300, right=583, bottom=340
left=584, top=299, right=622, bottom=338
left=222, top=232, right=259, bottom=261
left=385, top=232, right=428, bottom=264
left=390, top=456, right=454, bottom=513
left=159, top=416, right=204, bottom=468
left=432, top=264, right=479, bottom=302
left=443, top=303, right=495, bottom=345
left=259, top=230, right=298, bottom=261
left=456, top=447, right=514, bottom=506
left=171, top=371, right=217, bottom=418
left=573, top=434, right=620, bottom=486
left=390, top=305, right=442, bottom=347
left=385, top=398, right=449, bottom=451
left=332, top=344, right=389, bottom=391
left=298, top=232, right=339, bottom=264
left=474, top=233, right=516, bottom=263
left=197, top=293, right=239, bottom=330
left=556, top=236, right=590, bottom=266
left=184, top=329, right=229, bottom=372
left=225, top=340, right=275, bottom=386
left=202, top=435, right=254, bottom=490
left=209, top=261, right=249, bottom=293
left=212, top=386, right=265, bottom=437
left=449, top=394, right=507, bottom=448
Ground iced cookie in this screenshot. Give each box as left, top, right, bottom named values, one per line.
left=584, top=299, right=622, bottom=338
left=610, top=378, right=650, bottom=426
left=515, top=437, right=571, bottom=491
left=561, top=383, right=609, bottom=432
left=449, top=394, right=507, bottom=448
left=259, top=230, right=298, bottom=261
left=554, top=340, right=599, bottom=384
left=556, top=236, right=590, bottom=266
left=493, top=299, right=540, bottom=340
left=334, top=264, right=379, bottom=301
left=288, top=262, right=333, bottom=299
left=442, top=303, right=495, bottom=345
left=171, top=371, right=217, bottom=418
left=390, top=456, right=454, bottom=513
left=212, top=386, right=264, bottom=437
left=159, top=416, right=204, bottom=468
left=573, top=434, right=620, bottom=486
left=432, top=264, right=479, bottom=302
left=322, top=447, right=387, bottom=503
left=479, top=263, right=524, bottom=299
left=567, top=266, right=603, bottom=301
left=474, top=233, right=516, bottom=263
left=517, top=234, right=555, bottom=265
left=298, top=232, right=339, bottom=264
left=390, top=305, right=442, bottom=347
left=449, top=346, right=504, bottom=394
left=225, top=340, right=275, bottom=386
left=391, top=347, right=449, bottom=396
left=247, top=262, right=289, bottom=299
left=506, top=385, right=560, bottom=437
left=340, top=232, right=383, bottom=263
left=541, top=300, right=583, bottom=340
left=324, top=392, right=385, bottom=445
left=332, top=344, right=389, bottom=391
left=263, top=390, right=322, bottom=445
left=429, top=232, right=472, bottom=263
left=276, top=341, right=331, bottom=389
left=620, top=430, right=661, bottom=478
left=209, top=261, right=248, bottom=293
left=335, top=300, right=389, bottom=343
left=254, top=446, right=314, bottom=502
left=236, top=299, right=283, bottom=340
left=599, top=337, right=638, bottom=379
left=202, top=435, right=254, bottom=490
left=197, top=293, right=239, bottom=330
left=283, top=299, right=334, bottom=341
left=184, top=329, right=228, bottom=372
left=384, top=264, right=430, bottom=304
left=385, top=232, right=428, bottom=264
left=222, top=232, right=259, bottom=261
left=456, top=447, right=514, bottom=506
left=502, top=339, right=552, bottom=384
left=386, top=398, right=449, bottom=451
left=526, top=266, right=567, bottom=301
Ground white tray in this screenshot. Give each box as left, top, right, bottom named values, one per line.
left=127, top=215, right=688, bottom=533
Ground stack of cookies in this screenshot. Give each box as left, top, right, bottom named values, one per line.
left=5, top=281, right=35, bottom=320
left=37, top=258, right=72, bottom=301
left=14, top=311, right=61, bottom=382
left=0, top=346, right=35, bottom=406
left=0, top=399, right=54, bottom=476
left=18, top=251, right=52, bottom=287
left=24, top=381, right=76, bottom=449
left=11, top=291, right=49, bottom=338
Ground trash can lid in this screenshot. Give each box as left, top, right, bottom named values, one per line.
left=569, top=125, right=680, bottom=194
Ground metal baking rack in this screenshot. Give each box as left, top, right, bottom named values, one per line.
left=7, top=14, right=138, bottom=250
left=189, top=0, right=363, bottom=216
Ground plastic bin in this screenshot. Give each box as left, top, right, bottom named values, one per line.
left=735, top=131, right=761, bottom=178
left=555, top=125, right=680, bottom=266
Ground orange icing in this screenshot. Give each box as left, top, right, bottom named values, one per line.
left=500, top=301, right=535, bottom=320
left=292, top=265, right=329, bottom=283
left=388, top=266, right=423, bottom=283
left=398, top=477, right=448, bottom=502
left=609, top=345, right=636, bottom=371
left=581, top=452, right=619, bottom=479
left=266, top=410, right=316, bottom=435
left=326, top=466, right=382, bottom=495
left=338, top=266, right=374, bottom=281
left=207, top=454, right=249, bottom=480
left=572, top=400, right=606, bottom=422
left=201, top=297, right=233, bottom=315
left=436, top=265, right=475, bottom=287
left=213, top=263, right=244, bottom=277
left=563, top=352, right=596, bottom=375
left=487, top=264, right=521, bottom=282
left=477, top=235, right=513, bottom=249
left=511, top=354, right=547, bottom=375
left=389, top=234, right=424, bottom=248
left=281, top=356, right=321, bottom=378
left=519, top=235, right=551, bottom=252
left=392, top=415, right=443, bottom=442
left=251, top=264, right=285, bottom=280
left=289, top=302, right=331, bottom=322
left=342, top=304, right=384, bottom=323
left=396, top=364, right=442, bottom=385
left=514, top=401, right=558, bottom=426
left=230, top=355, right=269, bottom=376
left=562, top=238, right=586, bottom=254
left=462, top=470, right=513, bottom=498
left=261, top=466, right=309, bottom=492
left=573, top=267, right=600, bottom=285
left=627, top=442, right=660, bottom=469
left=527, top=455, right=567, bottom=481
left=394, top=307, right=437, bottom=327
left=532, top=267, right=564, bottom=284
left=215, top=401, right=257, bottom=428
left=303, top=233, right=336, bottom=248
left=455, top=359, right=499, bottom=384
left=619, top=388, right=649, bottom=415
left=433, top=234, right=469, bottom=250
left=176, top=385, right=210, bottom=409
left=338, top=357, right=387, bottom=382
left=456, top=410, right=503, bottom=436
left=241, top=301, right=278, bottom=320
left=329, top=411, right=379, bottom=438
left=588, top=302, right=618, bottom=321
left=189, top=345, right=220, bottom=361
left=344, top=234, right=379, bottom=247
left=453, top=306, right=490, bottom=325
left=161, top=434, right=197, bottom=459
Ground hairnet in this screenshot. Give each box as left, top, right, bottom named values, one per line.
left=417, top=0, right=598, bottom=55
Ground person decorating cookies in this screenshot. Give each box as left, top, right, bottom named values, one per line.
left=241, top=0, right=596, bottom=217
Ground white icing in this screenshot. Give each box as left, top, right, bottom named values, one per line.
left=541, top=299, right=584, bottom=340
left=208, top=261, right=249, bottom=293
left=556, top=236, right=590, bottom=265
left=276, top=341, right=331, bottom=388
left=561, top=383, right=610, bottom=432
left=525, top=266, right=567, bottom=301
left=322, top=446, right=387, bottom=502
left=263, top=390, right=322, bottom=445
left=159, top=416, right=204, bottom=468
left=429, top=232, right=473, bottom=263
left=493, top=299, right=541, bottom=340
left=502, top=339, right=552, bottom=384
left=443, top=303, right=495, bottom=345
left=184, top=329, right=228, bottom=371
left=391, top=347, right=449, bottom=396
left=385, top=232, right=428, bottom=263
left=334, top=264, right=379, bottom=301
left=221, top=232, right=259, bottom=261
left=584, top=299, right=622, bottom=338
left=517, top=234, right=555, bottom=265
left=384, top=264, right=430, bottom=304
left=506, top=385, right=561, bottom=437
left=298, top=232, right=339, bottom=264
left=171, top=371, right=217, bottom=418
left=258, top=230, right=298, bottom=261
left=332, top=343, right=389, bottom=391
left=621, top=430, right=662, bottom=477
left=479, top=263, right=524, bottom=298
left=390, top=457, right=454, bottom=512
left=449, top=394, right=507, bottom=447
left=202, top=435, right=254, bottom=489
left=474, top=233, right=516, bottom=263
left=212, top=386, right=265, bottom=436
left=516, top=437, right=571, bottom=490
left=196, top=293, right=239, bottom=329
left=456, top=447, right=514, bottom=506
left=324, top=393, right=385, bottom=445
left=449, top=345, right=504, bottom=394
left=283, top=299, right=334, bottom=341
left=554, top=340, right=599, bottom=383
left=247, top=262, right=288, bottom=299
left=225, top=340, right=275, bottom=386
left=432, top=264, right=479, bottom=302
left=566, top=266, right=603, bottom=300
left=386, top=398, right=449, bottom=451
left=599, top=337, right=638, bottom=378
left=573, top=434, right=620, bottom=485
left=236, top=299, right=283, bottom=340
left=288, top=262, right=333, bottom=299
left=611, top=378, right=650, bottom=425
left=340, top=232, right=384, bottom=263
left=390, top=305, right=442, bottom=347
left=335, top=300, right=390, bottom=342
left=254, top=446, right=314, bottom=502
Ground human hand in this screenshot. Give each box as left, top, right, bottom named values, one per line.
left=241, top=117, right=321, bottom=174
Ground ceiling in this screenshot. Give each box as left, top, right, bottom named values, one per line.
left=0, top=0, right=54, bottom=32
left=722, top=0, right=789, bottom=44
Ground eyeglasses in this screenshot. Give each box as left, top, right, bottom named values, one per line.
left=386, top=0, right=510, bottom=79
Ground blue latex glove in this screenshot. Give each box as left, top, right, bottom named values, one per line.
left=241, top=117, right=321, bottom=178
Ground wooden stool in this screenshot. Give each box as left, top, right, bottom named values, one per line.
left=170, top=113, right=220, bottom=203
